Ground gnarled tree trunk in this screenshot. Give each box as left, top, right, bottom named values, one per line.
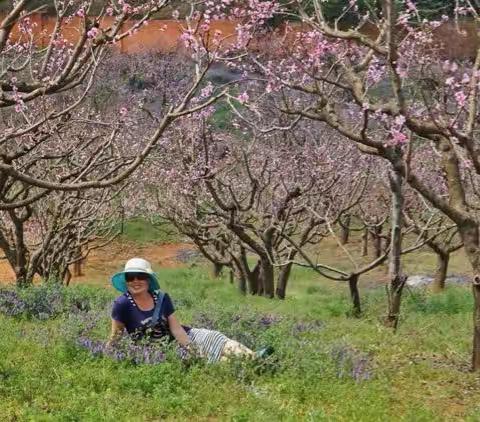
left=211, top=262, right=224, bottom=278
left=276, top=262, right=293, bottom=299
left=473, top=279, right=480, bottom=371
left=339, top=214, right=351, bottom=245
left=259, top=258, right=275, bottom=298
left=348, top=274, right=361, bottom=317
left=371, top=223, right=383, bottom=259
left=458, top=222, right=480, bottom=371
left=385, top=168, right=406, bottom=331
left=234, top=266, right=246, bottom=294
left=232, top=247, right=257, bottom=295
left=432, top=251, right=449, bottom=292
left=361, top=227, right=369, bottom=256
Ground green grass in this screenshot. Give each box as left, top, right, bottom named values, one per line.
left=118, top=218, right=182, bottom=245
left=2, top=264, right=480, bottom=421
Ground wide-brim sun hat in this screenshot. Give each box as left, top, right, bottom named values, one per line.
left=111, top=257, right=160, bottom=293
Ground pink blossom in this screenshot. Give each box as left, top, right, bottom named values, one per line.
left=180, top=30, right=195, bottom=48
left=397, top=65, right=408, bottom=78
left=454, top=91, right=467, bottom=107
left=394, top=115, right=406, bottom=126
left=391, top=129, right=408, bottom=145
left=200, top=83, right=214, bottom=98
left=397, top=14, right=409, bottom=25
left=87, top=27, right=99, bottom=39
left=367, top=62, right=384, bottom=83
left=406, top=0, right=417, bottom=12
left=445, top=77, right=455, bottom=86
left=237, top=92, right=249, bottom=104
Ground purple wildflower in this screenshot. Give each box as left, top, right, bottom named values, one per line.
left=292, top=320, right=324, bottom=336
left=331, top=345, right=373, bottom=382
left=77, top=334, right=166, bottom=365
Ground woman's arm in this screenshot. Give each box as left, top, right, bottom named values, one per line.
left=167, top=314, right=191, bottom=346
left=106, top=319, right=125, bottom=347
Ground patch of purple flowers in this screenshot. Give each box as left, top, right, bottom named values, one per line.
left=192, top=311, right=217, bottom=330
left=291, top=319, right=324, bottom=336
left=0, top=286, right=65, bottom=319
left=0, top=290, right=27, bottom=317
left=331, top=345, right=373, bottom=382
left=77, top=335, right=167, bottom=365
left=0, top=285, right=108, bottom=321
left=231, top=313, right=283, bottom=331
left=257, top=314, right=282, bottom=328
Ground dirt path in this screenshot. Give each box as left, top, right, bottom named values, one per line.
left=0, top=241, right=196, bottom=286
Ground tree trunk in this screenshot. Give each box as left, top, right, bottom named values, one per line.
left=246, top=259, right=261, bottom=295
left=73, top=246, right=83, bottom=277
left=255, top=265, right=264, bottom=296
left=371, top=224, right=383, bottom=259
left=234, top=246, right=260, bottom=295
left=236, top=268, right=246, bottom=294
left=340, top=214, right=351, bottom=245
left=385, top=274, right=408, bottom=330
left=120, top=207, right=125, bottom=234
left=276, top=262, right=293, bottom=299
left=63, top=267, right=72, bottom=286
left=458, top=223, right=480, bottom=371
left=385, top=168, right=406, bottom=331
left=348, top=274, right=361, bottom=317
left=231, top=258, right=247, bottom=294
left=15, top=267, right=29, bottom=288
left=13, top=222, right=30, bottom=287
left=432, top=251, right=449, bottom=292
left=211, top=262, right=223, bottom=278
left=472, top=281, right=480, bottom=371
left=361, top=227, right=368, bottom=256
left=259, top=259, right=275, bottom=298
left=73, top=260, right=82, bottom=277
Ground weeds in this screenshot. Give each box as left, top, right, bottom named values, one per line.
left=0, top=272, right=478, bottom=420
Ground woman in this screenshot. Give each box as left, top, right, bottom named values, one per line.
left=108, top=257, right=265, bottom=362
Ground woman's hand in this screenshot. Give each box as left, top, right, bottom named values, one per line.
left=167, top=313, right=191, bottom=347
left=107, top=319, right=125, bottom=348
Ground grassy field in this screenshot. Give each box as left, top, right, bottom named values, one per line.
left=1, top=220, right=479, bottom=421
left=117, top=218, right=184, bottom=245
left=1, top=262, right=480, bottom=421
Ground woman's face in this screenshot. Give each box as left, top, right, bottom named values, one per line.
left=126, top=273, right=149, bottom=295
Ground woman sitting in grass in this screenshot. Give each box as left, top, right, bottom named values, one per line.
left=108, top=257, right=272, bottom=362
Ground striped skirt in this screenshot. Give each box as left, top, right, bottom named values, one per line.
left=188, top=328, right=228, bottom=362
left=188, top=328, right=254, bottom=362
